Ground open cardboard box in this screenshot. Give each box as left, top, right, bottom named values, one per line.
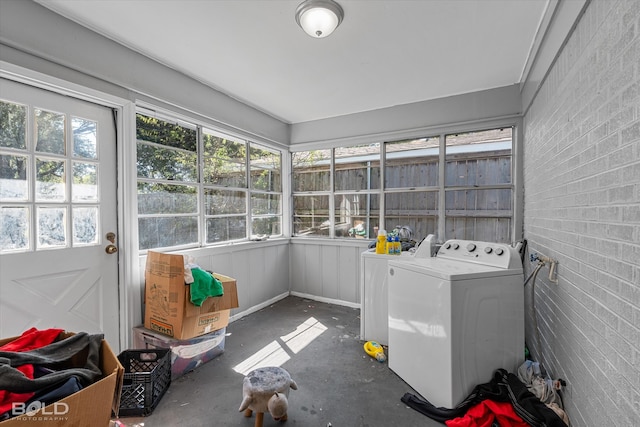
left=144, top=251, right=239, bottom=339
left=0, top=332, right=124, bottom=427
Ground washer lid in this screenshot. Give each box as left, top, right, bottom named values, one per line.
left=388, top=257, right=523, bottom=280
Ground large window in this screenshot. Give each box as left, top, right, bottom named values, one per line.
left=136, top=112, right=282, bottom=250
left=291, top=126, right=514, bottom=243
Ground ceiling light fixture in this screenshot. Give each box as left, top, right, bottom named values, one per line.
left=295, top=0, right=344, bottom=39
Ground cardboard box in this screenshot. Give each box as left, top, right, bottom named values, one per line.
left=143, top=251, right=239, bottom=339
left=0, top=332, right=124, bottom=427
left=132, top=325, right=225, bottom=380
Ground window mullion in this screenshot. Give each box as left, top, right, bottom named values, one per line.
left=197, top=126, right=205, bottom=247
left=329, top=148, right=335, bottom=238
left=438, top=133, right=446, bottom=241
left=246, top=142, right=251, bottom=240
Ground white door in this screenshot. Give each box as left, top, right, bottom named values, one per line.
left=0, top=78, right=120, bottom=348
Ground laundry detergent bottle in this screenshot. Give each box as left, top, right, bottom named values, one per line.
left=375, top=229, right=387, bottom=254
left=364, top=341, right=386, bottom=362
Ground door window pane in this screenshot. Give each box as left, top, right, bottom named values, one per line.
left=35, top=108, right=65, bottom=155
left=73, top=206, right=98, bottom=245
left=72, top=117, right=98, bottom=159
left=37, top=206, right=67, bottom=248
left=0, top=154, right=28, bottom=201
left=36, top=158, right=66, bottom=202
left=0, top=101, right=27, bottom=149
left=72, top=161, right=98, bottom=202
left=0, top=206, right=29, bottom=252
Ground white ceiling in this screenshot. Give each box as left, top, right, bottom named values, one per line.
left=36, top=0, right=549, bottom=124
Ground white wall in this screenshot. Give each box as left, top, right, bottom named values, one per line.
left=290, top=85, right=522, bottom=145
left=522, top=0, right=640, bottom=425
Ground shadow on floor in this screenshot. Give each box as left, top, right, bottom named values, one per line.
left=114, top=296, right=440, bottom=427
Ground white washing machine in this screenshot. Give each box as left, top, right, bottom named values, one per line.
left=387, top=239, right=524, bottom=408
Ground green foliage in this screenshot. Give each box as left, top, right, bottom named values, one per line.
left=136, top=114, right=197, bottom=151
left=35, top=109, right=65, bottom=155
left=0, top=101, right=26, bottom=149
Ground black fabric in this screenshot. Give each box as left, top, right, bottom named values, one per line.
left=0, top=332, right=103, bottom=393
left=504, top=372, right=566, bottom=427
left=401, top=369, right=567, bottom=427
left=1, top=376, right=83, bottom=420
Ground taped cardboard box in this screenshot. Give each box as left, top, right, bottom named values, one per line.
left=143, top=251, right=239, bottom=339
left=0, top=332, right=124, bottom=427
left=132, top=325, right=225, bottom=380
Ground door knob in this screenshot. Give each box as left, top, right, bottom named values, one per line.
left=105, top=244, right=118, bottom=254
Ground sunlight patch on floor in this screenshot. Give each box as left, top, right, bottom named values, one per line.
left=233, top=317, right=327, bottom=375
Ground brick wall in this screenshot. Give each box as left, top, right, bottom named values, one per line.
left=523, top=0, right=639, bottom=426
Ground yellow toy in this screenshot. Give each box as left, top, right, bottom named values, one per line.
left=364, top=341, right=386, bottom=362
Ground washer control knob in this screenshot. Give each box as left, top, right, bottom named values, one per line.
left=452, top=243, right=459, bottom=250
left=495, top=248, right=504, bottom=256
left=466, top=243, right=476, bottom=252
left=484, top=247, right=493, bottom=254
left=444, top=243, right=451, bottom=249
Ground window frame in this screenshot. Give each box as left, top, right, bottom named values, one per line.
left=135, top=108, right=285, bottom=252
left=291, top=120, right=522, bottom=244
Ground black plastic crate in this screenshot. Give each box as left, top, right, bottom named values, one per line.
left=117, top=349, right=171, bottom=417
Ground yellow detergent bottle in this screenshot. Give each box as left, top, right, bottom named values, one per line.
left=364, top=341, right=386, bottom=362
left=375, top=229, right=387, bottom=254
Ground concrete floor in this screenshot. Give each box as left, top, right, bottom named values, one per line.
left=115, top=296, right=440, bottom=427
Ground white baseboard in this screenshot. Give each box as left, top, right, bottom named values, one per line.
left=289, top=291, right=361, bottom=310
left=228, top=291, right=361, bottom=325
left=228, top=291, right=290, bottom=323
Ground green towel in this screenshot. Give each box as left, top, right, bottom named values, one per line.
left=190, top=268, right=224, bottom=306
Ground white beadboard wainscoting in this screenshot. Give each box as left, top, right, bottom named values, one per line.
left=290, top=238, right=371, bottom=308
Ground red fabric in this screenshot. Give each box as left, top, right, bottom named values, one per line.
left=0, top=327, right=63, bottom=352
left=445, top=400, right=529, bottom=427
left=0, top=328, right=64, bottom=414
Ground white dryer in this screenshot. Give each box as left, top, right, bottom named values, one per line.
left=387, top=239, right=524, bottom=408
left=360, top=250, right=412, bottom=346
